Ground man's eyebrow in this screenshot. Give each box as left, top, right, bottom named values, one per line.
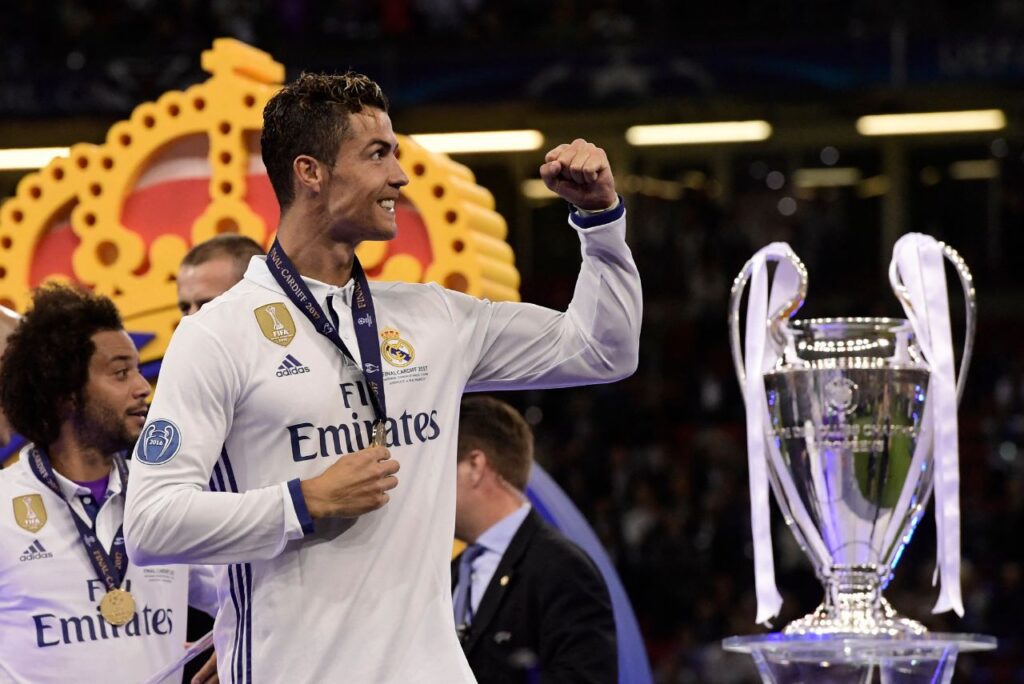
left=364, top=138, right=395, bottom=152
left=109, top=354, right=137, bottom=364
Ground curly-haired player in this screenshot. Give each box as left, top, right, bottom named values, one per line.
left=0, top=285, right=131, bottom=451
left=0, top=284, right=218, bottom=683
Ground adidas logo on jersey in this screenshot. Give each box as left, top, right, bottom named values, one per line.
left=19, top=539, right=53, bottom=562
left=276, top=354, right=310, bottom=377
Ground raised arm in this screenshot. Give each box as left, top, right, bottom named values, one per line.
left=456, top=139, right=642, bottom=391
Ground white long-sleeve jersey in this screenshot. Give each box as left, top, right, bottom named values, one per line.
left=0, top=449, right=218, bottom=684
left=123, top=208, right=641, bottom=683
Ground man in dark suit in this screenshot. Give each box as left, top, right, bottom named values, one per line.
left=452, top=396, right=617, bottom=684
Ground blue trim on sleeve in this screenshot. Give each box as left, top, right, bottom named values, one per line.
left=228, top=564, right=243, bottom=683
left=569, top=195, right=625, bottom=229
left=287, top=478, right=315, bottom=536
left=243, top=563, right=253, bottom=683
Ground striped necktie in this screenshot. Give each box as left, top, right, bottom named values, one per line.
left=452, top=543, right=486, bottom=631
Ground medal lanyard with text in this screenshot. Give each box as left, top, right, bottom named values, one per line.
left=28, top=447, right=129, bottom=593
left=266, top=239, right=388, bottom=444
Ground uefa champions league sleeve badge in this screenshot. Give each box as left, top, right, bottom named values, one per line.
left=136, top=419, right=182, bottom=465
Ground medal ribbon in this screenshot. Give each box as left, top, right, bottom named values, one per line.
left=889, top=233, right=964, bottom=616
left=28, top=447, right=129, bottom=592
left=266, top=239, right=387, bottom=428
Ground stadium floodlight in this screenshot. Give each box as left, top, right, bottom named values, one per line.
left=625, top=121, right=772, bottom=146
left=0, top=147, right=70, bottom=170
left=856, top=110, right=1006, bottom=136
left=410, top=130, right=544, bottom=154
left=793, top=167, right=862, bottom=188
left=949, top=160, right=999, bottom=180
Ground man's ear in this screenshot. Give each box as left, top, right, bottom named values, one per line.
left=466, top=449, right=490, bottom=487
left=293, top=155, right=324, bottom=197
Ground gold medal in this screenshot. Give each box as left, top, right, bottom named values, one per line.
left=371, top=421, right=386, bottom=447
left=99, top=588, right=136, bottom=626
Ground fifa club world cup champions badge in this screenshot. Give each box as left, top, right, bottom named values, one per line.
left=722, top=236, right=995, bottom=682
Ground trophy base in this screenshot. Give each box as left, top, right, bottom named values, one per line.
left=722, top=633, right=996, bottom=684
left=783, top=598, right=926, bottom=637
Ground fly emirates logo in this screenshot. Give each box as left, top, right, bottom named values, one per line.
left=32, top=579, right=175, bottom=648
left=287, top=380, right=441, bottom=461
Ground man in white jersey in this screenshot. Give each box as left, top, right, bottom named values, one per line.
left=0, top=284, right=218, bottom=683
left=124, top=71, right=642, bottom=683
left=176, top=235, right=267, bottom=684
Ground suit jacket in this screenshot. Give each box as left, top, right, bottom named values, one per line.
left=452, top=509, right=617, bottom=684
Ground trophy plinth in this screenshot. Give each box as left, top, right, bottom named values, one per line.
left=722, top=633, right=996, bottom=684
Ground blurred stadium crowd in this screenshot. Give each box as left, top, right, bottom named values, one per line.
left=5, top=0, right=1024, bottom=113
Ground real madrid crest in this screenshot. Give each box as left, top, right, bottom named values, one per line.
left=13, top=493, right=47, bottom=533
left=254, top=303, right=297, bottom=347
left=380, top=327, right=415, bottom=368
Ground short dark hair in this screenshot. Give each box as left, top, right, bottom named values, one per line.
left=458, top=396, right=534, bottom=491
left=0, top=284, right=123, bottom=448
left=181, top=234, right=265, bottom=277
left=261, top=71, right=390, bottom=209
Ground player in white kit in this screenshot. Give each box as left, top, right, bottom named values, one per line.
left=0, top=285, right=218, bottom=683
left=124, top=72, right=642, bottom=683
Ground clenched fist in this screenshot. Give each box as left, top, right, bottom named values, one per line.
left=539, top=138, right=617, bottom=211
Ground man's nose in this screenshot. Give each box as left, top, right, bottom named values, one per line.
left=390, top=158, right=409, bottom=188
left=134, top=372, right=152, bottom=398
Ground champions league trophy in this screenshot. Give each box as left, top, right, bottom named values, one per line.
left=722, top=236, right=995, bottom=683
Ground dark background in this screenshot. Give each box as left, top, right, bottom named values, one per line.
left=2, top=2, right=1023, bottom=681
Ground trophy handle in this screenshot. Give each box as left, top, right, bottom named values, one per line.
left=728, top=247, right=809, bottom=388
left=889, top=242, right=976, bottom=403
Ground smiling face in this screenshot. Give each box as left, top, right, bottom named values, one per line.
left=71, top=330, right=151, bottom=453
left=318, top=107, right=409, bottom=244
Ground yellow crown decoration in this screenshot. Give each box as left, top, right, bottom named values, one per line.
left=379, top=327, right=402, bottom=340
left=0, top=38, right=520, bottom=370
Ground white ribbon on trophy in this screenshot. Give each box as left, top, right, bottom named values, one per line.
left=740, top=242, right=832, bottom=625
left=888, top=233, right=964, bottom=616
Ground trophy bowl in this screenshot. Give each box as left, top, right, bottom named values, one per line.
left=764, top=317, right=931, bottom=636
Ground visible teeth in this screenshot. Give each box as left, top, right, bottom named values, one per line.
left=379, top=199, right=395, bottom=211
